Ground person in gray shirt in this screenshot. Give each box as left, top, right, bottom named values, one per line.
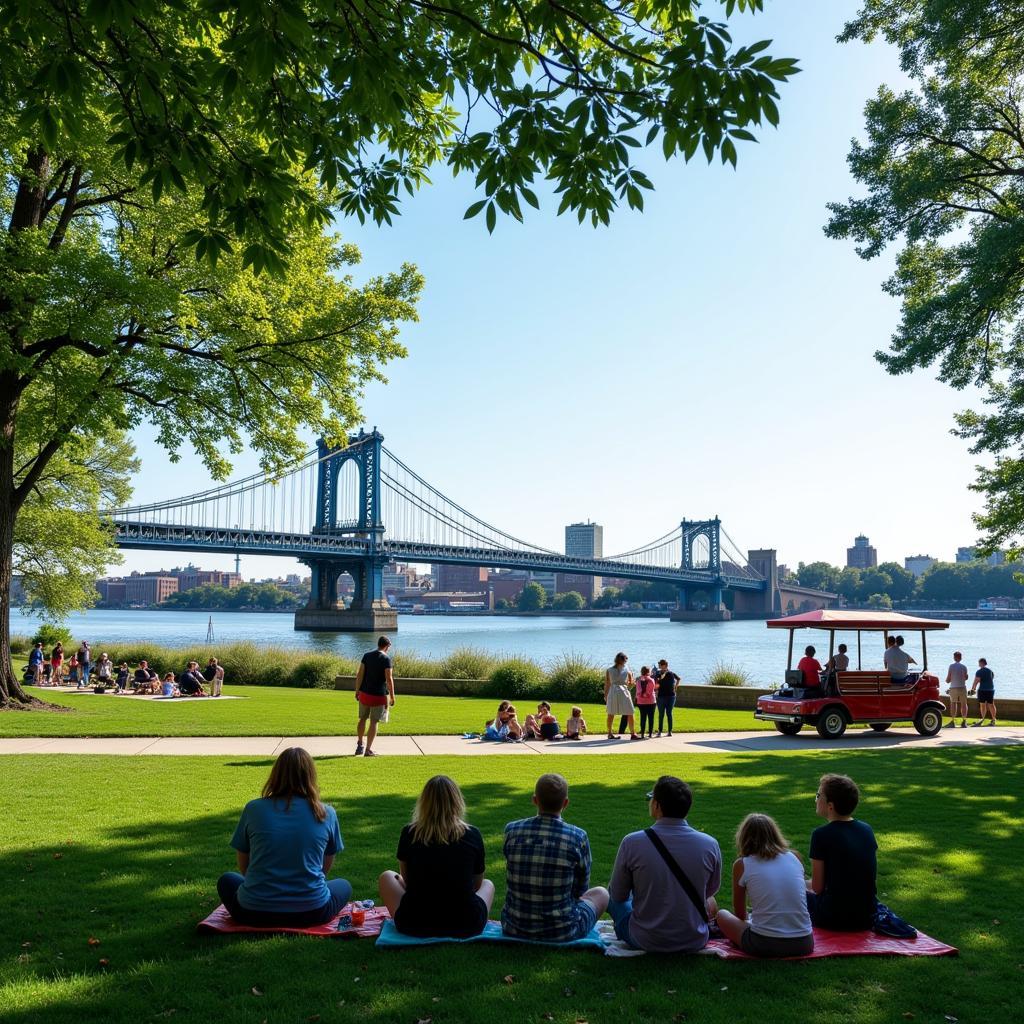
left=607, top=775, right=722, bottom=952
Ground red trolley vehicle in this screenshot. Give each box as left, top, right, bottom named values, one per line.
left=753, top=610, right=949, bottom=739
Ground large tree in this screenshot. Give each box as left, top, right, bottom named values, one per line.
left=827, top=1, right=1024, bottom=556
left=1, top=2, right=798, bottom=705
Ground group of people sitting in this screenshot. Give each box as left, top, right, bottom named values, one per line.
left=219, top=750, right=880, bottom=957
left=483, top=700, right=587, bottom=742
left=795, top=635, right=921, bottom=694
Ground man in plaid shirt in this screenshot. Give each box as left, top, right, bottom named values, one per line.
left=501, top=773, right=609, bottom=941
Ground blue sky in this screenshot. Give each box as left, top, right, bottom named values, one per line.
left=117, top=1, right=986, bottom=582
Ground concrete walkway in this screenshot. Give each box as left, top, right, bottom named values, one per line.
left=2, top=726, right=1022, bottom=757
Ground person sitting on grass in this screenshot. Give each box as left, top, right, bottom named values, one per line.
left=379, top=775, right=494, bottom=939
left=502, top=705, right=524, bottom=741
left=538, top=706, right=563, bottom=741
left=114, top=662, right=130, bottom=693
left=712, top=813, right=814, bottom=958
left=565, top=706, right=587, bottom=740
left=607, top=775, right=721, bottom=953
left=484, top=700, right=512, bottom=741
left=134, top=660, right=158, bottom=693
left=160, top=672, right=179, bottom=698
left=805, top=773, right=877, bottom=931
left=218, top=747, right=352, bottom=927
left=177, top=661, right=208, bottom=697
left=501, top=773, right=609, bottom=942
left=522, top=701, right=551, bottom=740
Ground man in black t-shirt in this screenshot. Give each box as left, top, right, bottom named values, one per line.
left=653, top=659, right=680, bottom=736
left=806, top=773, right=877, bottom=931
left=354, top=636, right=395, bottom=756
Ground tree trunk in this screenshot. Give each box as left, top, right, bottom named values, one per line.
left=0, top=391, right=34, bottom=706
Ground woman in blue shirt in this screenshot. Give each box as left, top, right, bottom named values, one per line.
left=218, top=747, right=352, bottom=925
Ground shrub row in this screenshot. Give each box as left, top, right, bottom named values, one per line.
left=10, top=636, right=755, bottom=698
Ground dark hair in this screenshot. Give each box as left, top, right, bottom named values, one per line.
left=652, top=775, right=693, bottom=819
left=805, top=645, right=816, bottom=657
left=614, top=651, right=627, bottom=666
left=838, top=643, right=847, bottom=653
left=819, top=773, right=859, bottom=816
left=979, top=657, right=987, bottom=666
left=377, top=635, right=391, bottom=649
left=534, top=773, right=568, bottom=814
left=263, top=747, right=327, bottom=822
left=896, top=635, right=905, bottom=646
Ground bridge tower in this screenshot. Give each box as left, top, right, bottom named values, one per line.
left=669, top=517, right=732, bottom=622
left=294, top=429, right=398, bottom=633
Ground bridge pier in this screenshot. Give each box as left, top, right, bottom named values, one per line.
left=295, top=557, right=397, bottom=633
left=669, top=582, right=731, bottom=622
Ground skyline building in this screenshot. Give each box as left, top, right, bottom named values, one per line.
left=904, top=554, right=936, bottom=578
left=846, top=534, right=877, bottom=569
left=564, top=521, right=603, bottom=602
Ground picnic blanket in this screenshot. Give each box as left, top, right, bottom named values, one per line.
left=197, top=904, right=388, bottom=938
left=597, top=922, right=957, bottom=959
left=375, top=919, right=605, bottom=950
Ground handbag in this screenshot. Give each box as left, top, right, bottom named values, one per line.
left=644, top=828, right=709, bottom=923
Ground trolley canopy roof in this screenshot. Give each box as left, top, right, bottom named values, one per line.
left=766, top=610, right=949, bottom=631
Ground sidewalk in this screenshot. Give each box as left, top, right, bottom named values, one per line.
left=2, top=726, right=1022, bottom=757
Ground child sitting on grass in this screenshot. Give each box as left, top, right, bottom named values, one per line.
left=538, top=708, right=563, bottom=741
left=565, top=707, right=587, bottom=740
left=712, top=813, right=814, bottom=958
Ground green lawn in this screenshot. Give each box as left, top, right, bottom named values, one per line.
left=1, top=686, right=773, bottom=736
left=1, top=748, right=1020, bottom=1024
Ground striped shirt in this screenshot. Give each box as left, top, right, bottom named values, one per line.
left=501, top=814, right=592, bottom=941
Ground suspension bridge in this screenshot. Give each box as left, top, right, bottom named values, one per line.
left=108, top=430, right=807, bottom=631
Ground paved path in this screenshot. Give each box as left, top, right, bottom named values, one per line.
left=2, top=726, right=1022, bottom=757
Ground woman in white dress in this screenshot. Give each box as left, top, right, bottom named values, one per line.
left=604, top=652, right=639, bottom=740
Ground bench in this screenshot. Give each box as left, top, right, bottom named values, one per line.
left=836, top=671, right=916, bottom=696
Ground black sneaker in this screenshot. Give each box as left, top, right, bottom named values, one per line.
left=364, top=749, right=379, bottom=757
left=354, top=743, right=364, bottom=755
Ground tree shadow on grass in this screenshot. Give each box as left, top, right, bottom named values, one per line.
left=0, top=750, right=1020, bottom=1024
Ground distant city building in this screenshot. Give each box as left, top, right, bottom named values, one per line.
left=488, top=570, right=527, bottom=605
left=846, top=534, right=877, bottom=569
left=904, top=554, right=936, bottom=578
left=174, top=564, right=242, bottom=591
left=124, top=573, right=178, bottom=606
left=564, top=522, right=603, bottom=602
left=433, top=564, right=488, bottom=593
left=956, top=546, right=1005, bottom=565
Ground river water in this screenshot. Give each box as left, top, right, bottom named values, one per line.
left=11, top=609, right=1024, bottom=698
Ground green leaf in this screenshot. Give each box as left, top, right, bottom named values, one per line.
left=485, top=201, right=496, bottom=234
left=463, top=199, right=487, bottom=219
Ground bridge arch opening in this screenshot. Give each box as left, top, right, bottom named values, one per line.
left=332, top=459, right=361, bottom=529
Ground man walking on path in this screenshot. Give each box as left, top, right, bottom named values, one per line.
left=354, top=636, right=395, bottom=757
left=945, top=651, right=969, bottom=728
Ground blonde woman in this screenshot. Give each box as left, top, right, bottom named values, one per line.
left=379, top=775, right=493, bottom=937
left=604, top=652, right=639, bottom=740
left=712, top=813, right=814, bottom=957
left=218, top=747, right=352, bottom=926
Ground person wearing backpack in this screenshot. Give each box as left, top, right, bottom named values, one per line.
left=78, top=641, right=92, bottom=686
left=607, top=775, right=721, bottom=952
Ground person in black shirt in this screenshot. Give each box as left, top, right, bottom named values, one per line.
left=178, top=661, right=207, bottom=696
left=354, top=636, right=395, bottom=756
left=378, top=775, right=493, bottom=937
left=970, top=658, right=997, bottom=726
left=806, top=773, right=877, bottom=931
left=654, top=659, right=680, bottom=736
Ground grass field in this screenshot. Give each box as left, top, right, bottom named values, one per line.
left=0, top=687, right=773, bottom=737
left=1, top=747, right=1020, bottom=1024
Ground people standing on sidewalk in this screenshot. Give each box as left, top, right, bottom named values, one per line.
left=970, top=658, right=997, bottom=726
left=635, top=667, right=657, bottom=738
left=945, top=651, right=969, bottom=728
left=654, top=659, right=680, bottom=736
left=604, top=652, right=638, bottom=741
left=29, top=642, right=44, bottom=685
left=354, top=635, right=395, bottom=757
left=50, top=642, right=64, bottom=685
left=77, top=641, right=92, bottom=687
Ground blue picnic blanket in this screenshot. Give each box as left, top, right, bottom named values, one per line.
left=375, top=919, right=605, bottom=950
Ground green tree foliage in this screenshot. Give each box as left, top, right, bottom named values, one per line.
left=1, top=1, right=798, bottom=262
left=796, top=560, right=840, bottom=591
left=552, top=590, right=586, bottom=610
left=591, top=586, right=621, bottom=609
left=517, top=581, right=548, bottom=612
left=865, top=592, right=892, bottom=610
left=836, top=567, right=862, bottom=603
left=827, top=2, right=1024, bottom=554
left=877, top=561, right=916, bottom=603
left=159, top=582, right=300, bottom=611
left=16, top=424, right=137, bottom=618
left=857, top=567, right=893, bottom=603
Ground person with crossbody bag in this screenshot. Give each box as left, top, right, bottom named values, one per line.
left=607, top=775, right=722, bottom=952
